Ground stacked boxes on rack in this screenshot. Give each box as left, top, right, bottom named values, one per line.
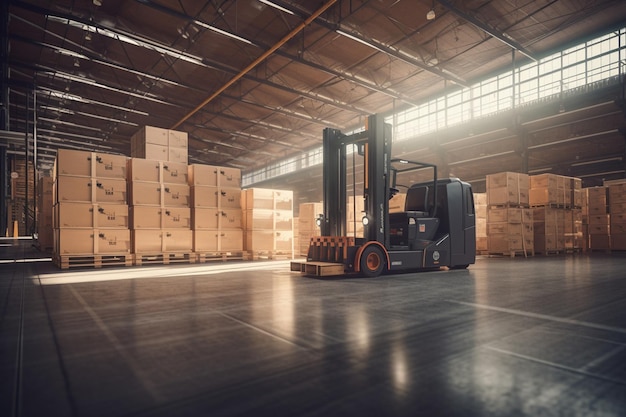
left=298, top=202, right=322, bottom=256
left=37, top=176, right=54, bottom=251
left=188, top=164, right=244, bottom=254
left=584, top=187, right=610, bottom=250
left=486, top=172, right=533, bottom=255
left=530, top=174, right=584, bottom=253
left=53, top=149, right=131, bottom=258
left=242, top=188, right=294, bottom=257
left=131, top=126, right=188, bottom=163
left=128, top=158, right=193, bottom=258
left=608, top=182, right=626, bottom=250
left=474, top=193, right=487, bottom=253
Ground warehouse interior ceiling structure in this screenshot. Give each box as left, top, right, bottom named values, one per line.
left=2, top=0, right=626, bottom=193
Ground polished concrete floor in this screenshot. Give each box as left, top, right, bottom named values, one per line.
left=1, top=238, right=625, bottom=417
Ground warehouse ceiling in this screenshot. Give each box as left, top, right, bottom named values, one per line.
left=3, top=0, right=626, bottom=178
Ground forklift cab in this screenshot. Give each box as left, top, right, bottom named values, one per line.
left=389, top=185, right=440, bottom=248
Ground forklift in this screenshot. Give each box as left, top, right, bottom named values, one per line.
left=291, top=114, right=476, bottom=277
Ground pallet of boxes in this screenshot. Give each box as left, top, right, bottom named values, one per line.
left=607, top=181, right=626, bottom=251
left=129, top=127, right=195, bottom=265
left=474, top=193, right=488, bottom=254
left=585, top=186, right=610, bottom=251
left=298, top=202, right=323, bottom=257
left=486, top=172, right=534, bottom=257
left=189, top=163, right=246, bottom=262
left=242, top=188, right=294, bottom=259
left=52, top=149, right=132, bottom=269
left=530, top=174, right=584, bottom=254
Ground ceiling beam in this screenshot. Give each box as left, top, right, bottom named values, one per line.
left=171, top=0, right=339, bottom=129
left=437, top=0, right=538, bottom=62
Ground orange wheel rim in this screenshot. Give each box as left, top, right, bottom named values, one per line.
left=366, top=252, right=380, bottom=270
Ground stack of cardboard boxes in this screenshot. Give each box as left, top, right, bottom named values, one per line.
left=242, top=188, right=294, bottom=258
left=298, top=202, right=323, bottom=256
left=52, top=150, right=131, bottom=267
left=486, top=172, right=534, bottom=255
left=128, top=158, right=193, bottom=264
left=131, top=126, right=188, bottom=163
left=530, top=173, right=583, bottom=253
left=608, top=182, right=626, bottom=250
left=474, top=193, right=488, bottom=253
left=585, top=187, right=610, bottom=251
left=189, top=164, right=244, bottom=258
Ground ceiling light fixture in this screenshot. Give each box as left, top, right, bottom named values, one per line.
left=426, top=1, right=436, bottom=20
left=93, top=0, right=102, bottom=6
left=193, top=20, right=255, bottom=45
left=258, top=0, right=296, bottom=15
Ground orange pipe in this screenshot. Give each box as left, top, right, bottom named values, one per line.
left=171, top=0, right=338, bottom=129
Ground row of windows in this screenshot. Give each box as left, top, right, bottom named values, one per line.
left=243, top=28, right=625, bottom=187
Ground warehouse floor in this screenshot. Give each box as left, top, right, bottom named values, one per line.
left=1, top=238, right=625, bottom=417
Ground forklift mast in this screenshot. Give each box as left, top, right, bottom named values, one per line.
left=321, top=114, right=391, bottom=246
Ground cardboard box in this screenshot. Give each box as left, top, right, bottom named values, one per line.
left=128, top=158, right=174, bottom=183
left=611, top=233, right=626, bottom=250
left=191, top=186, right=219, bottom=207
left=245, top=209, right=293, bottom=231
left=609, top=183, right=626, bottom=204
left=488, top=234, right=533, bottom=253
left=192, top=208, right=242, bottom=229
left=144, top=144, right=168, bottom=161
left=168, top=147, right=188, bottom=164
left=54, top=228, right=131, bottom=255
left=55, top=202, right=128, bottom=228
left=389, top=193, right=406, bottom=213
left=588, top=214, right=610, bottom=225
left=54, top=149, right=128, bottom=179
left=132, top=229, right=192, bottom=253
left=188, top=164, right=241, bottom=188
left=129, top=181, right=162, bottom=206
left=589, top=234, right=611, bottom=250
left=161, top=183, right=190, bottom=207
left=487, top=222, right=533, bottom=236
left=530, top=173, right=559, bottom=190
left=487, top=207, right=532, bottom=224
left=193, top=229, right=243, bottom=252
left=130, top=206, right=162, bottom=229
left=162, top=207, right=191, bottom=229
left=529, top=188, right=559, bottom=206
left=245, top=230, right=293, bottom=252
left=56, top=176, right=127, bottom=204
left=132, top=126, right=169, bottom=146
left=168, top=130, right=188, bottom=148
left=243, top=188, right=292, bottom=211
left=473, top=192, right=487, bottom=206
left=299, top=202, right=323, bottom=232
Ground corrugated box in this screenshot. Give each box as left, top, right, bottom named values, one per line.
left=488, top=234, right=533, bottom=253
left=56, top=176, right=127, bottom=204
left=129, top=181, right=162, bottom=206
left=128, top=159, right=188, bottom=184
left=162, top=207, right=192, bottom=228
left=168, top=147, right=188, bottom=164
left=245, top=209, right=293, bottom=231
left=132, top=229, right=193, bottom=253
left=611, top=234, right=626, bottom=250
left=191, top=208, right=243, bottom=229
left=529, top=188, right=559, bottom=206
left=487, top=222, right=533, bottom=236
left=54, top=228, right=131, bottom=255
left=133, top=126, right=169, bottom=146
left=608, top=183, right=626, bottom=204
left=193, top=229, right=243, bottom=252
left=161, top=183, right=190, bottom=207
left=168, top=130, right=188, bottom=148
left=243, top=188, right=292, bottom=211
left=55, top=202, right=128, bottom=228
left=130, top=206, right=162, bottom=229
left=487, top=207, right=532, bottom=224
left=191, top=186, right=241, bottom=208
left=530, top=173, right=559, bottom=189
left=589, top=234, right=611, bottom=250
left=188, top=163, right=243, bottom=187
left=245, top=230, right=293, bottom=252
left=588, top=214, right=610, bottom=225
left=473, top=192, right=487, bottom=206
left=144, top=144, right=168, bottom=161
left=299, top=202, right=323, bottom=232
left=55, top=149, right=128, bottom=179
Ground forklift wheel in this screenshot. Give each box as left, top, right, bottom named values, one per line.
left=360, top=246, right=386, bottom=277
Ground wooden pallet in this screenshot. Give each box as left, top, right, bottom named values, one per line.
left=290, top=261, right=345, bottom=277
left=250, top=251, right=294, bottom=260
left=195, top=251, right=249, bottom=263
left=53, top=254, right=133, bottom=269
left=133, top=252, right=196, bottom=266
left=486, top=250, right=534, bottom=258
